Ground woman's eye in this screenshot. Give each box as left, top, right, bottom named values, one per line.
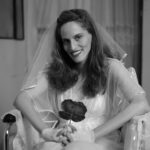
left=75, top=35, right=82, bottom=41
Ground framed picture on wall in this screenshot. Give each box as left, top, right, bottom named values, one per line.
left=0, top=0, right=24, bottom=40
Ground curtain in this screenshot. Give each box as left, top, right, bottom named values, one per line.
left=90, top=0, right=141, bottom=81
left=26, top=0, right=141, bottom=80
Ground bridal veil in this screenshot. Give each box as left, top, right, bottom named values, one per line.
left=21, top=22, right=127, bottom=90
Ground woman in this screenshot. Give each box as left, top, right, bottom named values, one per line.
left=14, top=9, right=150, bottom=150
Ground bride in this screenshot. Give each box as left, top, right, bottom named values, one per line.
left=13, top=9, right=150, bottom=150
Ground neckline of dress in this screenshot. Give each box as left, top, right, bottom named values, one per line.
left=69, top=86, right=106, bottom=102
left=70, top=87, right=86, bottom=102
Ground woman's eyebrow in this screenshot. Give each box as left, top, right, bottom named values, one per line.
left=73, top=33, right=83, bottom=38
left=62, top=32, right=83, bottom=41
left=62, top=38, right=70, bottom=43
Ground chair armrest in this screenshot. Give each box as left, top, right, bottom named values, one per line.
left=2, top=110, right=18, bottom=137
left=124, top=112, right=150, bottom=150
left=1, top=110, right=18, bottom=150
left=2, top=113, right=16, bottom=124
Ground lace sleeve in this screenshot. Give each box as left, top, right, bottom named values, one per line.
left=20, top=71, right=54, bottom=111
left=21, top=71, right=47, bottom=92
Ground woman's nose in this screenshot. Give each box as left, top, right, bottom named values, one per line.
left=70, top=40, right=77, bottom=50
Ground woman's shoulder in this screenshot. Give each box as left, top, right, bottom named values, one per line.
left=107, top=58, right=124, bottom=70
left=106, top=58, right=127, bottom=78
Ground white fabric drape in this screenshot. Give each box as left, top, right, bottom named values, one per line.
left=26, top=0, right=140, bottom=76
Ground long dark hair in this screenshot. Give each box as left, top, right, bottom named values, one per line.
left=46, top=9, right=114, bottom=97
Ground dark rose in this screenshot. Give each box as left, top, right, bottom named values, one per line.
left=59, top=99, right=87, bottom=122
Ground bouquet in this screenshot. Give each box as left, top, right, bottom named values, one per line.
left=59, top=99, right=87, bottom=122
left=58, top=99, right=95, bottom=142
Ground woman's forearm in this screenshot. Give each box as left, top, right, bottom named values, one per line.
left=94, top=94, right=150, bottom=140
left=13, top=92, right=48, bottom=134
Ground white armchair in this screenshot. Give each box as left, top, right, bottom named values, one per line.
left=2, top=109, right=58, bottom=150
left=124, top=112, right=150, bottom=150
left=2, top=109, right=150, bottom=150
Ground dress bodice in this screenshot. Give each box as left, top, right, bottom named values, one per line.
left=59, top=89, right=108, bottom=131
left=58, top=89, right=109, bottom=142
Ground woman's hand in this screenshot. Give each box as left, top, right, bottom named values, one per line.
left=58, top=128, right=73, bottom=146
left=57, top=123, right=77, bottom=146
left=41, top=128, right=71, bottom=144
left=41, top=128, right=62, bottom=142
left=41, top=127, right=75, bottom=146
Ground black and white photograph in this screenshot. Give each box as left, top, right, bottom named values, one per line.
left=0, top=1, right=150, bottom=150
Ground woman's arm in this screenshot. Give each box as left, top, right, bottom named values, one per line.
left=14, top=91, right=48, bottom=134
left=94, top=59, right=150, bottom=141
left=13, top=74, right=67, bottom=143
left=14, top=74, right=48, bottom=134
left=94, top=94, right=149, bottom=140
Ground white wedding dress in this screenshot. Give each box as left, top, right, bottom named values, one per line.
left=12, top=58, right=145, bottom=150
left=14, top=90, right=122, bottom=150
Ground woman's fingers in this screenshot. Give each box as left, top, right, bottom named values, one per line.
left=57, top=129, right=73, bottom=142
left=65, top=131, right=73, bottom=142
left=59, top=135, right=70, bottom=146
left=55, top=122, right=77, bottom=145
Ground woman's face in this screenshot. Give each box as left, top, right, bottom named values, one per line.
left=60, top=21, right=92, bottom=64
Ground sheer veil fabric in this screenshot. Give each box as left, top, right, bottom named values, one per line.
left=21, top=23, right=56, bottom=90
left=21, top=22, right=127, bottom=91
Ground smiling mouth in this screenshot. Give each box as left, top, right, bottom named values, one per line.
left=71, top=50, right=82, bottom=57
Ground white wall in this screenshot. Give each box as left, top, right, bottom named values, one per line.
left=0, top=37, right=27, bottom=149
left=142, top=0, right=150, bottom=102
left=0, top=1, right=28, bottom=149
